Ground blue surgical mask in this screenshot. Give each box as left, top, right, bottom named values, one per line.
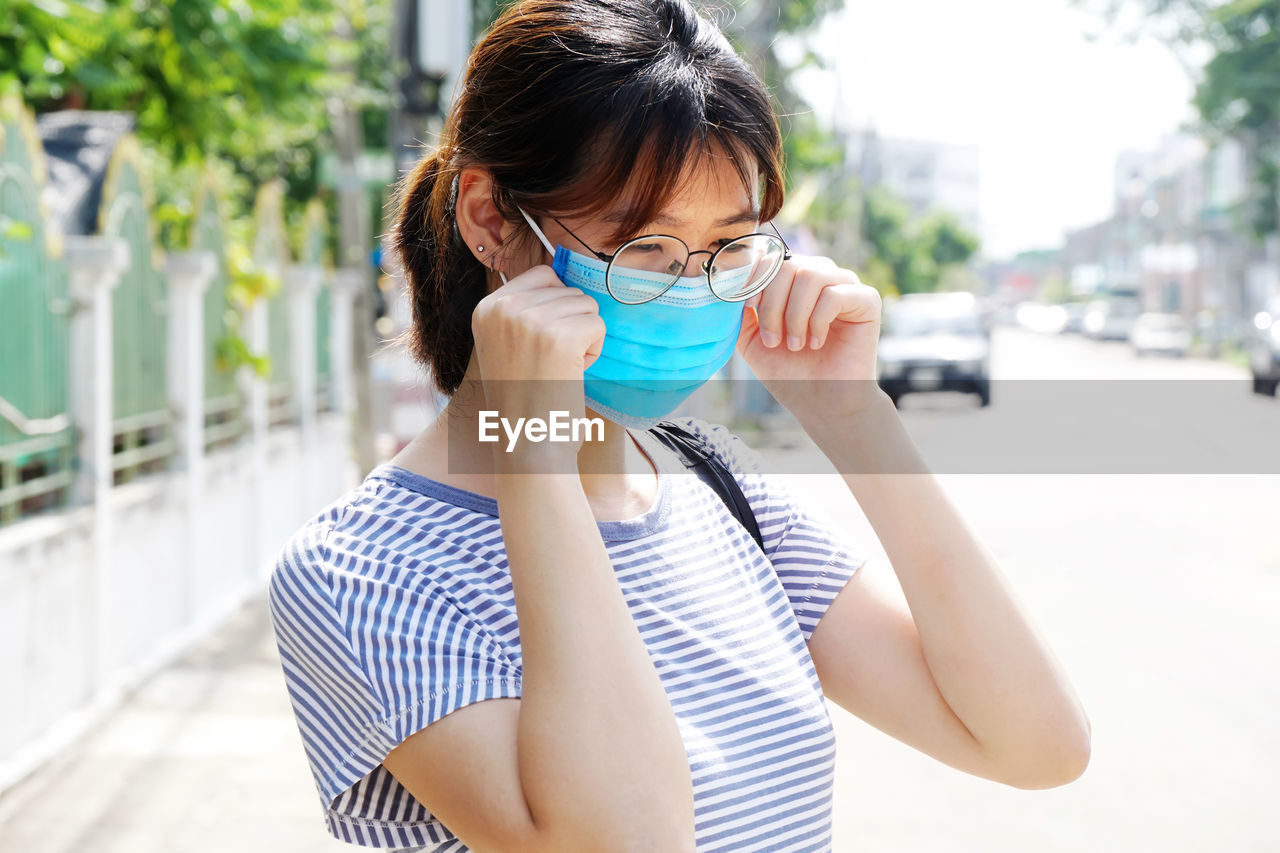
left=502, top=208, right=749, bottom=430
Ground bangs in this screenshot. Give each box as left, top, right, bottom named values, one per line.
left=521, top=113, right=784, bottom=244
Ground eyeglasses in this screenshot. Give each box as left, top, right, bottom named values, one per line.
left=551, top=216, right=791, bottom=305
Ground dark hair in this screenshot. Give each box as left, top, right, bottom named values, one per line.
left=393, top=0, right=786, bottom=396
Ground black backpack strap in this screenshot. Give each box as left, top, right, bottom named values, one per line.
left=634, top=420, right=765, bottom=555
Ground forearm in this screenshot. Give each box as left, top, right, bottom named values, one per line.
left=494, top=457, right=695, bottom=849
left=802, top=392, right=1090, bottom=782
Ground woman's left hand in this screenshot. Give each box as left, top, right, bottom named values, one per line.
left=736, top=255, right=885, bottom=419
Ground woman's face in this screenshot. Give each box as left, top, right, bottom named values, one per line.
left=513, top=153, right=762, bottom=279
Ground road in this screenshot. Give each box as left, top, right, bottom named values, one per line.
left=772, top=326, right=1280, bottom=852
left=1, top=327, right=1276, bottom=852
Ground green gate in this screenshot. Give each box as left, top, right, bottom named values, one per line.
left=302, top=199, right=332, bottom=413
left=254, top=182, right=293, bottom=428
left=101, top=138, right=172, bottom=483
left=0, top=102, right=75, bottom=524
left=193, top=178, right=245, bottom=451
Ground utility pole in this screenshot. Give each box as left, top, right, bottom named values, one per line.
left=331, top=5, right=378, bottom=476
left=385, top=0, right=470, bottom=427
left=391, top=0, right=470, bottom=178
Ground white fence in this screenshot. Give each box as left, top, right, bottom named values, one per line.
left=0, top=241, right=362, bottom=794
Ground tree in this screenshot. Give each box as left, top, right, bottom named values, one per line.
left=1193, top=0, right=1280, bottom=236
left=919, top=210, right=980, bottom=270
left=0, top=0, right=392, bottom=228
left=1075, top=0, right=1280, bottom=237
left=858, top=187, right=979, bottom=295
left=728, top=0, right=848, bottom=189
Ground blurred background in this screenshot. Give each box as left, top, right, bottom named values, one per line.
left=1, top=0, right=1278, bottom=851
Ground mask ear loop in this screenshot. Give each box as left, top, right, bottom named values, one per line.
left=517, top=207, right=558, bottom=258
left=493, top=207, right=558, bottom=287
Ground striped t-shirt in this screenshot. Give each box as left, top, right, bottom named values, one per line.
left=268, top=416, right=869, bottom=852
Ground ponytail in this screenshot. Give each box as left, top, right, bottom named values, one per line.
left=392, top=150, right=489, bottom=397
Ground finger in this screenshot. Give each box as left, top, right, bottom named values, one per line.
left=559, top=312, right=607, bottom=368
left=736, top=301, right=760, bottom=354
left=782, top=268, right=828, bottom=351
left=522, top=290, right=601, bottom=324
left=753, top=262, right=795, bottom=348
left=808, top=281, right=882, bottom=349
left=504, top=284, right=598, bottom=314
left=495, top=263, right=566, bottom=293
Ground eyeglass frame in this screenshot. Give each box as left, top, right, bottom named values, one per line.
left=539, top=213, right=792, bottom=305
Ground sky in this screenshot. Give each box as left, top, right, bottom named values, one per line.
left=791, top=0, right=1200, bottom=259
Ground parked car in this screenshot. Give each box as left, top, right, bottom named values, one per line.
left=1251, top=301, right=1280, bottom=396
left=877, top=292, right=991, bottom=407
left=1061, top=302, right=1088, bottom=334
left=1130, top=312, right=1191, bottom=357
left=1083, top=296, right=1143, bottom=341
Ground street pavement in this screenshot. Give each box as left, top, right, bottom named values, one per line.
left=2, top=326, right=1278, bottom=852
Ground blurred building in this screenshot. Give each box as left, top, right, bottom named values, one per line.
left=847, top=128, right=983, bottom=237
left=1060, top=132, right=1279, bottom=342
left=980, top=248, right=1066, bottom=309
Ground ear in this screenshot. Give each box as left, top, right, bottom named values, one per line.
left=455, top=166, right=508, bottom=270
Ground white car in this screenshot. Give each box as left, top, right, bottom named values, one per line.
left=1130, top=312, right=1191, bottom=357
left=877, top=293, right=991, bottom=407
left=1084, top=297, right=1143, bottom=341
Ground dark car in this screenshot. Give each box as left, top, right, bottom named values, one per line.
left=1251, top=300, right=1280, bottom=397
left=877, top=293, right=991, bottom=407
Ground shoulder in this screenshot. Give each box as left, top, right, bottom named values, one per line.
left=268, top=474, right=469, bottom=614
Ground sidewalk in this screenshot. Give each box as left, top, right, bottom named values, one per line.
left=0, top=595, right=346, bottom=853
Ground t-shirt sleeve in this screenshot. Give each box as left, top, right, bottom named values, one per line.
left=672, top=416, right=873, bottom=642
left=267, top=516, right=524, bottom=817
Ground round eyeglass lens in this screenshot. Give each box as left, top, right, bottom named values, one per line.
left=607, top=235, right=689, bottom=304
left=708, top=235, right=786, bottom=301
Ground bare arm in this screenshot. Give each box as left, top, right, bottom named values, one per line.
left=497, top=458, right=695, bottom=850
left=804, top=391, right=1091, bottom=788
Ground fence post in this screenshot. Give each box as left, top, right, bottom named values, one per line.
left=287, top=264, right=322, bottom=505
left=286, top=265, right=322, bottom=442
left=65, top=235, right=129, bottom=701
left=245, top=290, right=270, bottom=577
left=165, top=250, right=216, bottom=622
left=330, top=269, right=359, bottom=427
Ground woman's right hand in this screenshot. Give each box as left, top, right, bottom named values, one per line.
left=471, top=265, right=606, bottom=459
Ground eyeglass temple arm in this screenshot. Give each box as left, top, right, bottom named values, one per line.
left=552, top=216, right=612, bottom=263
left=768, top=221, right=792, bottom=260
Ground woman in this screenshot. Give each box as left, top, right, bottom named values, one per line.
left=267, top=1, right=1091, bottom=850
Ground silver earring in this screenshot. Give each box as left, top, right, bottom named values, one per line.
left=477, top=244, right=485, bottom=253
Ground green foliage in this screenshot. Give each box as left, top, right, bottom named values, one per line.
left=1195, top=0, right=1280, bottom=236
left=3, top=0, right=330, bottom=161
left=1, top=217, right=34, bottom=241
left=0, top=0, right=391, bottom=229
left=212, top=242, right=282, bottom=379
left=473, top=0, right=512, bottom=34
left=0, top=213, right=34, bottom=260
left=859, top=187, right=980, bottom=294
left=919, top=210, right=980, bottom=269
left=1, top=0, right=393, bottom=381
left=1075, top=0, right=1280, bottom=237
left=773, top=0, right=846, bottom=34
